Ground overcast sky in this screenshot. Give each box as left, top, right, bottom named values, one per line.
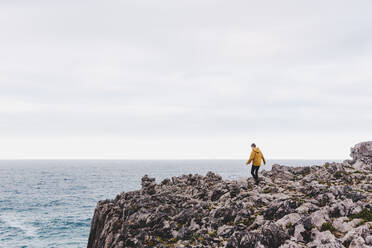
left=1, top=0, right=371, bottom=159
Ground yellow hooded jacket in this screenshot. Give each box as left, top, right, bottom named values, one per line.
left=247, top=147, right=266, bottom=166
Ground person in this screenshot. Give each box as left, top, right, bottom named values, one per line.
left=246, top=143, right=266, bottom=185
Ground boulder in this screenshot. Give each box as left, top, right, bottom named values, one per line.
left=348, top=141, right=372, bottom=170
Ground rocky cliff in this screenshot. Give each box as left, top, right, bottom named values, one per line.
left=87, top=142, right=372, bottom=248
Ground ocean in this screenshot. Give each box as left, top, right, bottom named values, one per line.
left=0, top=159, right=340, bottom=248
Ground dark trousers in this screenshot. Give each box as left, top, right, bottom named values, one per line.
left=251, top=165, right=260, bottom=182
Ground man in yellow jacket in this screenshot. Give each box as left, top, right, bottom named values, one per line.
left=246, top=143, right=266, bottom=185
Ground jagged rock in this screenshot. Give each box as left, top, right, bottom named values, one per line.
left=279, top=239, right=307, bottom=247
left=341, top=223, right=372, bottom=248
left=348, top=141, right=372, bottom=170
left=229, top=183, right=241, bottom=197
left=87, top=142, right=372, bottom=248
left=329, top=199, right=355, bottom=218
left=309, top=208, right=330, bottom=229
left=366, top=235, right=372, bottom=245
left=141, top=175, right=156, bottom=195
left=260, top=223, right=290, bottom=247
left=275, top=213, right=301, bottom=230
left=210, top=188, right=226, bottom=201
left=307, top=230, right=343, bottom=248
left=293, top=224, right=306, bottom=243
left=332, top=217, right=364, bottom=233
left=263, top=199, right=300, bottom=220
left=350, top=141, right=372, bottom=160
left=295, top=202, right=319, bottom=215
left=217, top=225, right=234, bottom=236
left=226, top=223, right=288, bottom=248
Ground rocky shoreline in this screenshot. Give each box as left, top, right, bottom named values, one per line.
left=87, top=142, right=372, bottom=248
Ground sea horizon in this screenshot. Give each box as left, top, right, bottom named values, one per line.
left=0, top=159, right=342, bottom=247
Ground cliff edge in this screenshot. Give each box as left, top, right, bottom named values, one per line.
left=87, top=142, right=372, bottom=248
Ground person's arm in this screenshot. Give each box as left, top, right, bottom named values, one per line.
left=246, top=151, right=254, bottom=165
left=261, top=152, right=266, bottom=165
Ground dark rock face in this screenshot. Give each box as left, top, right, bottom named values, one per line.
left=263, top=199, right=300, bottom=220
left=226, top=223, right=289, bottom=248
left=87, top=143, right=372, bottom=248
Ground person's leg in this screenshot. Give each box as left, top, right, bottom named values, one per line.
left=251, top=165, right=257, bottom=181
left=253, top=165, right=259, bottom=184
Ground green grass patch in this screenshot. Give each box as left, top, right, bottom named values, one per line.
left=320, top=222, right=335, bottom=232
left=350, top=208, right=372, bottom=222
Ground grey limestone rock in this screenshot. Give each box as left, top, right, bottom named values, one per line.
left=88, top=142, right=372, bottom=248
left=348, top=141, right=372, bottom=170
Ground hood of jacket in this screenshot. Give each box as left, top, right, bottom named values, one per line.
left=252, top=147, right=261, bottom=153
